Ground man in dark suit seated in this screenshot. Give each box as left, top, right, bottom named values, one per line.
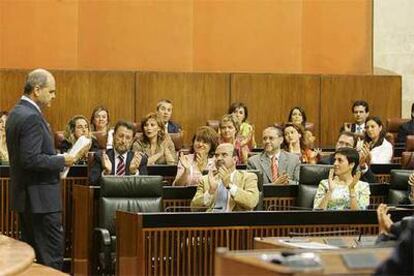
left=375, top=203, right=414, bottom=275
left=397, top=102, right=414, bottom=143
left=89, top=120, right=148, bottom=185
left=319, top=131, right=376, bottom=183
left=156, top=99, right=181, bottom=133
left=6, top=69, right=83, bottom=270
left=247, top=126, right=300, bottom=184
left=341, top=100, right=370, bottom=135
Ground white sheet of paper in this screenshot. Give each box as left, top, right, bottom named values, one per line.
left=277, top=239, right=339, bottom=250
left=60, top=136, right=91, bottom=179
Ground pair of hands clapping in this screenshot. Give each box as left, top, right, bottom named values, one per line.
left=327, top=168, right=361, bottom=192
left=102, top=151, right=143, bottom=175
left=208, top=164, right=231, bottom=195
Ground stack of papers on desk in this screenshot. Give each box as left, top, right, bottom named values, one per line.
left=278, top=239, right=339, bottom=250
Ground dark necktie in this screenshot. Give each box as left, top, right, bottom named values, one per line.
left=116, top=155, right=126, bottom=176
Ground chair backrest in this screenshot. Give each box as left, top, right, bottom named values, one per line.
left=54, top=131, right=65, bottom=151
left=99, top=175, right=163, bottom=234
left=297, top=164, right=332, bottom=208
left=406, top=135, right=414, bottom=151
left=386, top=118, right=410, bottom=142
left=401, top=152, right=414, bottom=169
left=388, top=169, right=412, bottom=205
left=92, top=131, right=108, bottom=149
left=246, top=170, right=264, bottom=211
left=206, top=120, right=220, bottom=132
left=169, top=132, right=184, bottom=151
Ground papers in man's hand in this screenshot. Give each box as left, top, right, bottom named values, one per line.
left=60, top=136, right=91, bottom=179
left=277, top=239, right=339, bottom=250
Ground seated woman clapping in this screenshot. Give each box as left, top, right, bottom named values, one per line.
left=313, top=147, right=370, bottom=210
left=364, top=116, right=393, bottom=164
left=90, top=105, right=114, bottom=149
left=283, top=123, right=318, bottom=164
left=132, top=112, right=177, bottom=165
left=61, top=115, right=100, bottom=158
left=173, top=126, right=219, bottom=186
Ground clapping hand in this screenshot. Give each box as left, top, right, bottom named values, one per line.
left=349, top=170, right=361, bottom=191
left=101, top=152, right=112, bottom=175
left=218, top=165, right=231, bottom=188
left=376, top=203, right=393, bottom=235
left=273, top=172, right=289, bottom=185
left=129, top=151, right=143, bottom=174
left=179, top=152, right=191, bottom=170
left=328, top=168, right=335, bottom=191
left=208, top=170, right=219, bottom=194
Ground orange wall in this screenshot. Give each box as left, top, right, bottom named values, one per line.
left=0, top=0, right=372, bottom=74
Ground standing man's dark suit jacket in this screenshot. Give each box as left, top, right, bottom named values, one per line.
left=89, top=148, right=148, bottom=185
left=318, top=154, right=376, bottom=183
left=6, top=100, right=65, bottom=213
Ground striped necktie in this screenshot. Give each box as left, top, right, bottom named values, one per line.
left=271, top=155, right=278, bottom=182
left=116, top=155, right=126, bottom=176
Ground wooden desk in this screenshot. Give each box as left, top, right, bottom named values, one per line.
left=254, top=236, right=378, bottom=250
left=215, top=247, right=392, bottom=275
left=0, top=234, right=35, bottom=275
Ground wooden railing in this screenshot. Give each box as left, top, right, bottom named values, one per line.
left=116, top=210, right=413, bottom=276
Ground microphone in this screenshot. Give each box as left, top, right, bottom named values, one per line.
left=267, top=204, right=313, bottom=211
left=164, top=206, right=223, bottom=212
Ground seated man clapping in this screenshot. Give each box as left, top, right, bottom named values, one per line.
left=89, top=120, right=147, bottom=185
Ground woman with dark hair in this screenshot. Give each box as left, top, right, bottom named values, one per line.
left=364, top=116, right=393, bottom=164
left=218, top=114, right=248, bottom=164
left=0, top=111, right=9, bottom=163
left=228, top=102, right=256, bottom=150
left=61, top=115, right=99, bottom=155
left=313, top=147, right=370, bottom=210
left=132, top=112, right=177, bottom=165
left=283, top=123, right=318, bottom=164
left=288, top=106, right=307, bottom=127
left=173, top=126, right=219, bottom=186
left=90, top=105, right=114, bottom=149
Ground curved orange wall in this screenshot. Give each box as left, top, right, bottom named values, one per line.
left=0, top=0, right=372, bottom=74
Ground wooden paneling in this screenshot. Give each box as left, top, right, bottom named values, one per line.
left=302, top=0, right=372, bottom=74
left=44, top=71, right=136, bottom=132
left=193, top=1, right=302, bottom=72
left=136, top=72, right=230, bottom=145
left=0, top=0, right=78, bottom=69
left=78, top=1, right=193, bottom=71
left=0, top=70, right=28, bottom=113
left=0, top=1, right=372, bottom=74
left=231, top=74, right=321, bottom=146
left=321, top=74, right=402, bottom=146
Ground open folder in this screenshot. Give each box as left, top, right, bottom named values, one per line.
left=60, top=136, right=91, bottom=179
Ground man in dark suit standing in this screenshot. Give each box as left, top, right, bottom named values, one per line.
left=89, top=120, right=148, bottom=185
left=341, top=100, right=370, bottom=135
left=6, top=69, right=80, bottom=269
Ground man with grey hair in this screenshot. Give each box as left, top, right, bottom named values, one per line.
left=6, top=69, right=84, bottom=269
left=247, top=126, right=300, bottom=184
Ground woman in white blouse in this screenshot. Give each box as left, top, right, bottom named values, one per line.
left=364, top=116, right=393, bottom=164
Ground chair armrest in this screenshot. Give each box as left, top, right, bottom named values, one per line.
left=94, top=227, right=112, bottom=246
